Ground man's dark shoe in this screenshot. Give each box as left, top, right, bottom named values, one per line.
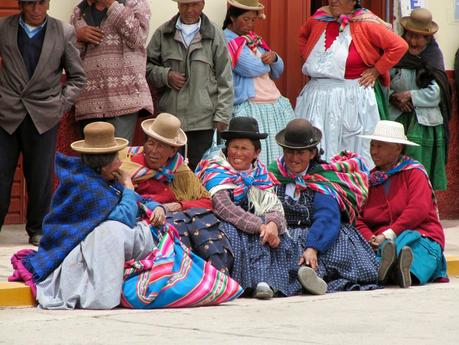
left=28, top=234, right=42, bottom=247
left=396, top=246, right=413, bottom=288
left=378, top=240, right=396, bottom=283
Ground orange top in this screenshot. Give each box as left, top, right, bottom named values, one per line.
left=299, top=18, right=408, bottom=86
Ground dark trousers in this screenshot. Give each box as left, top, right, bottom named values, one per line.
left=0, top=116, right=57, bottom=236
left=182, top=129, right=213, bottom=171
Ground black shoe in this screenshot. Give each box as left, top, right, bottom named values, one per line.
left=378, top=240, right=396, bottom=283
left=396, top=246, right=413, bottom=288
left=28, top=234, right=42, bottom=247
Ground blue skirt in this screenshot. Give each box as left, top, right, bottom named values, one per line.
left=221, top=221, right=380, bottom=296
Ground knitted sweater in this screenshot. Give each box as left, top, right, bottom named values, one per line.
left=298, top=15, right=408, bottom=87
left=71, top=0, right=153, bottom=120
left=356, top=169, right=445, bottom=249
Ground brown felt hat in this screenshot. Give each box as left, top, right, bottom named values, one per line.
left=399, top=8, right=438, bottom=36
left=275, top=119, right=322, bottom=149
left=227, top=0, right=264, bottom=11
left=141, top=113, right=187, bottom=148
left=71, top=122, right=128, bottom=154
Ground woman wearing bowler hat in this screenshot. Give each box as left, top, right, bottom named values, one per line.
left=269, top=119, right=379, bottom=295
left=388, top=8, right=451, bottom=191
left=357, top=120, right=448, bottom=288
left=197, top=117, right=291, bottom=299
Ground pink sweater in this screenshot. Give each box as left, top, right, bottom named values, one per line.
left=71, top=0, right=154, bottom=120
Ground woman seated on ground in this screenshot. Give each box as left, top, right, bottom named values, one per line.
left=357, top=120, right=448, bottom=288
left=121, top=113, right=233, bottom=275
left=9, top=122, right=165, bottom=309
left=196, top=117, right=292, bottom=299
left=222, top=0, right=295, bottom=165
left=9, top=122, right=242, bottom=309
left=268, top=119, right=379, bottom=294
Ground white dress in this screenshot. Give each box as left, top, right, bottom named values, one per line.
left=294, top=26, right=379, bottom=166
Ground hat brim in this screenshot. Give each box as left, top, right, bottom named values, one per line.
left=221, top=130, right=268, bottom=141
left=275, top=126, right=322, bottom=149
left=141, top=118, right=187, bottom=147
left=71, top=138, right=129, bottom=153
left=359, top=134, right=419, bottom=146
left=399, top=17, right=438, bottom=36
left=227, top=0, right=264, bottom=11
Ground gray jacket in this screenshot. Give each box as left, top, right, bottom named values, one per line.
left=146, top=13, right=233, bottom=132
left=0, top=15, right=86, bottom=134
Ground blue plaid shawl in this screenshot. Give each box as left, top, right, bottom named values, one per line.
left=22, top=153, right=123, bottom=283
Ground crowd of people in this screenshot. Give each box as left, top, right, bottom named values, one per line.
left=0, top=0, right=452, bottom=309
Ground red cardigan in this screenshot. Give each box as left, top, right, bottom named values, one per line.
left=356, top=169, right=445, bottom=249
left=298, top=15, right=408, bottom=87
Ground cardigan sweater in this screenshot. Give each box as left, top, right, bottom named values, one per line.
left=356, top=169, right=445, bottom=249
left=17, top=24, right=46, bottom=78
left=298, top=16, right=408, bottom=87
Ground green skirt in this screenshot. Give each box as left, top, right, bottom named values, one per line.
left=396, top=112, right=447, bottom=190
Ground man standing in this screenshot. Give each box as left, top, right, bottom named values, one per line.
left=147, top=0, right=233, bottom=170
left=0, top=0, right=86, bottom=245
left=71, top=0, right=153, bottom=142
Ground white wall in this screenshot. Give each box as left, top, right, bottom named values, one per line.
left=49, top=0, right=459, bottom=69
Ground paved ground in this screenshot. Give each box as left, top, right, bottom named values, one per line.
left=1, top=222, right=459, bottom=345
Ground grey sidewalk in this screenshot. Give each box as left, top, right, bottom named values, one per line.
left=1, top=223, right=459, bottom=345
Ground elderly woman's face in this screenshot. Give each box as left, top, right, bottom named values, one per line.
left=328, top=0, right=356, bottom=17
left=230, top=10, right=258, bottom=36
left=283, top=148, right=316, bottom=174
left=404, top=30, right=429, bottom=56
left=227, top=138, right=260, bottom=171
left=144, top=137, right=177, bottom=170
left=370, top=140, right=403, bottom=171
left=100, top=153, right=121, bottom=181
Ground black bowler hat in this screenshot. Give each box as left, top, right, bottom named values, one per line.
left=221, top=117, right=268, bottom=140
left=275, top=119, right=322, bottom=149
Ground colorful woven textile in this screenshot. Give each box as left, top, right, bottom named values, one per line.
left=269, top=151, right=369, bottom=224
left=313, top=7, right=391, bottom=32
left=120, top=205, right=243, bottom=308
left=126, top=146, right=184, bottom=183
left=195, top=154, right=278, bottom=204
left=22, top=153, right=123, bottom=283
left=227, top=31, right=271, bottom=68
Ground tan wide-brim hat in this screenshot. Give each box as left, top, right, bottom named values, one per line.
left=359, top=120, right=419, bottom=146
left=141, top=113, right=187, bottom=147
left=71, top=122, right=128, bottom=154
left=227, top=0, right=264, bottom=11
left=399, top=8, right=438, bottom=36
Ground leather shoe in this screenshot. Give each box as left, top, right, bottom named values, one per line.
left=396, top=246, right=413, bottom=288
left=378, top=240, right=396, bottom=283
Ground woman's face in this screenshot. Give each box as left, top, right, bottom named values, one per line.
left=328, top=0, right=356, bottom=17
left=230, top=10, right=258, bottom=36
left=227, top=138, right=260, bottom=171
left=283, top=147, right=316, bottom=174
left=370, top=140, right=403, bottom=171
left=404, top=30, right=430, bottom=56
left=144, top=137, right=177, bottom=170
left=100, top=153, right=121, bottom=181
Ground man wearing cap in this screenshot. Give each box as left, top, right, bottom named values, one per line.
left=146, top=0, right=233, bottom=170
left=0, top=0, right=86, bottom=245
left=71, top=0, right=153, bottom=142
left=121, top=113, right=234, bottom=275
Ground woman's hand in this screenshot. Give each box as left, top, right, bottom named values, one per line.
left=76, top=26, right=104, bottom=45
left=369, top=234, right=385, bottom=249
left=163, top=202, right=182, bottom=213
left=260, top=222, right=280, bottom=248
left=150, top=206, right=166, bottom=227
left=390, top=92, right=414, bottom=112
left=261, top=51, right=277, bottom=65
left=359, top=67, right=380, bottom=88
left=299, top=248, right=318, bottom=270
left=113, top=169, right=134, bottom=190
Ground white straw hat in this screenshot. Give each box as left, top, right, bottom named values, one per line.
left=359, top=120, right=419, bottom=146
